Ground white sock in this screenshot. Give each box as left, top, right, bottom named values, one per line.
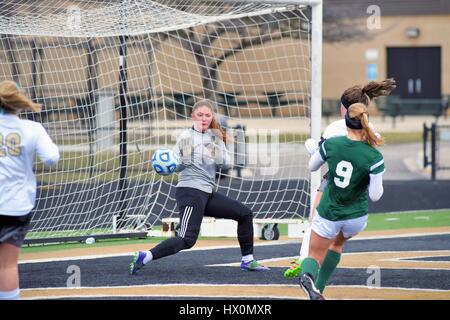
left=143, top=251, right=153, bottom=265
left=241, top=254, right=254, bottom=263
left=0, top=288, right=20, bottom=300
left=299, top=227, right=312, bottom=259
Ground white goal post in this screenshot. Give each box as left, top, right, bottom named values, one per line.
left=225, top=0, right=323, bottom=219
left=0, top=0, right=322, bottom=242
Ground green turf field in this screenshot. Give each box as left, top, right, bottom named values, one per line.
left=21, top=209, right=450, bottom=254
left=364, top=209, right=450, bottom=231
left=276, top=209, right=450, bottom=235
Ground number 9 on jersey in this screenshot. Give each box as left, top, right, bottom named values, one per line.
left=334, top=160, right=353, bottom=188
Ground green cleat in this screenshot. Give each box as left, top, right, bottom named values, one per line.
left=129, top=251, right=146, bottom=275
left=240, top=259, right=270, bottom=271
left=283, top=258, right=303, bottom=278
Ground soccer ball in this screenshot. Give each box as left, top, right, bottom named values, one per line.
left=151, top=148, right=178, bottom=176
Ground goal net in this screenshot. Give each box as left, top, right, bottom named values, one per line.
left=0, top=0, right=322, bottom=241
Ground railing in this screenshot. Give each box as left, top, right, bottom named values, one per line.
left=378, top=96, right=448, bottom=128
left=423, top=123, right=450, bottom=180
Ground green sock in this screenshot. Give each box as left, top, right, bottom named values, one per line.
left=300, top=257, right=320, bottom=280
left=315, top=250, right=341, bottom=293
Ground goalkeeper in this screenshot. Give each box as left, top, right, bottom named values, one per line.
left=0, top=81, right=60, bottom=300
left=130, top=99, right=269, bottom=275
left=284, top=78, right=396, bottom=279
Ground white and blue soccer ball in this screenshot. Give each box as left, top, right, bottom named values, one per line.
left=151, top=148, right=178, bottom=176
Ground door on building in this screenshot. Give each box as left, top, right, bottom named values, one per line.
left=387, top=47, right=441, bottom=99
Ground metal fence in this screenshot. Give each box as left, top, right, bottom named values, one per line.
left=423, top=123, right=450, bottom=180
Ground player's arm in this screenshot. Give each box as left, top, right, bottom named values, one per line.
left=305, top=138, right=319, bottom=155
left=308, top=148, right=326, bottom=171
left=308, top=138, right=327, bottom=171
left=305, top=118, right=341, bottom=157
left=36, top=123, right=60, bottom=165
left=174, top=136, right=190, bottom=172
left=214, top=139, right=232, bottom=170
left=368, top=157, right=385, bottom=201
left=368, top=173, right=384, bottom=201
left=308, top=150, right=325, bottom=171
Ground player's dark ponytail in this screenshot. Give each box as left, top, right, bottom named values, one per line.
left=0, top=80, right=41, bottom=114
left=341, top=78, right=396, bottom=109
left=362, top=78, right=397, bottom=99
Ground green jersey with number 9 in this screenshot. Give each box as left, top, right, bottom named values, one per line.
left=317, top=136, right=385, bottom=221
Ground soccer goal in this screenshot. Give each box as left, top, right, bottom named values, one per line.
left=0, top=0, right=322, bottom=243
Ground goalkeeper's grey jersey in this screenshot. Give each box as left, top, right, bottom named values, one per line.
left=175, top=127, right=231, bottom=193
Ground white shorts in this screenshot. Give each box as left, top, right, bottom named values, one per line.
left=311, top=211, right=368, bottom=239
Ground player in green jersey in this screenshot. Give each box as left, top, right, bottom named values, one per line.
left=284, top=78, right=396, bottom=279
left=299, top=103, right=385, bottom=300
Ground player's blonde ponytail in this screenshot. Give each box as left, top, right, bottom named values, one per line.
left=347, top=103, right=384, bottom=147
left=0, top=80, right=41, bottom=114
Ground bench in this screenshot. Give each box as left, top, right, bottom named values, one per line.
left=161, top=217, right=308, bottom=240
left=376, top=96, right=448, bottom=128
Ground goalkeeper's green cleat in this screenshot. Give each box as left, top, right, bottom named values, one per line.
left=283, top=258, right=303, bottom=278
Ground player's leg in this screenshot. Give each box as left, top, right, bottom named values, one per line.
left=130, top=187, right=209, bottom=275
left=298, top=213, right=337, bottom=300
left=314, top=231, right=346, bottom=294
left=284, top=226, right=313, bottom=278
left=204, top=192, right=269, bottom=271
left=284, top=177, right=327, bottom=278
left=0, top=243, right=20, bottom=300
left=314, top=215, right=367, bottom=293
left=0, top=214, right=31, bottom=300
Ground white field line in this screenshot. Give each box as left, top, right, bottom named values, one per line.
left=20, top=232, right=450, bottom=264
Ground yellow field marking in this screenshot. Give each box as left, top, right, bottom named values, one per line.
left=21, top=284, right=450, bottom=300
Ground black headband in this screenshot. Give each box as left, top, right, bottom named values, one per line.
left=340, top=95, right=352, bottom=109
left=345, top=111, right=363, bottom=130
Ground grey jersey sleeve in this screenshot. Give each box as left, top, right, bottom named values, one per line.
left=214, top=139, right=232, bottom=170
